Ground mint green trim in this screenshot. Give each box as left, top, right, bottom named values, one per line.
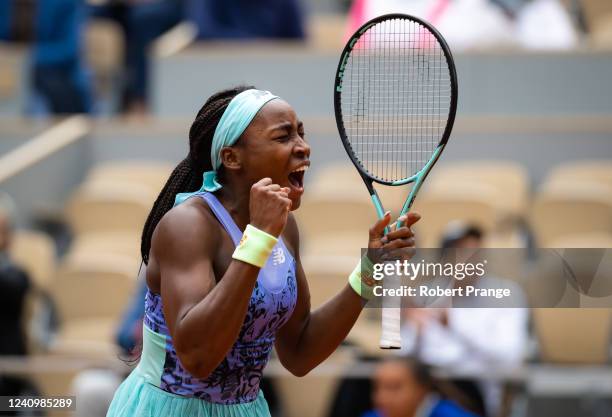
left=136, top=324, right=166, bottom=387
left=107, top=372, right=272, bottom=417
left=391, top=175, right=417, bottom=186
left=370, top=194, right=390, bottom=235
left=397, top=146, right=444, bottom=226
left=370, top=194, right=385, bottom=220
left=359, top=22, right=377, bottom=34
left=340, top=52, right=349, bottom=71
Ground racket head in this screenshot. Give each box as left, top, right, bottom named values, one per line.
left=334, top=13, right=458, bottom=187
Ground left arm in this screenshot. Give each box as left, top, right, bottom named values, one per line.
left=275, top=212, right=420, bottom=376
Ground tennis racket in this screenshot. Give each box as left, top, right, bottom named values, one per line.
left=333, top=14, right=458, bottom=349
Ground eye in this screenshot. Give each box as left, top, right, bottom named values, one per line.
left=274, top=134, right=291, bottom=142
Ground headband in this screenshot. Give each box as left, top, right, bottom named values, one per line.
left=175, top=89, right=279, bottom=206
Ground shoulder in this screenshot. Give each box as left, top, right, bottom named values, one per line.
left=152, top=196, right=220, bottom=258
left=431, top=399, right=480, bottom=417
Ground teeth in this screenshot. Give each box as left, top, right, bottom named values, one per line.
left=291, top=166, right=309, bottom=173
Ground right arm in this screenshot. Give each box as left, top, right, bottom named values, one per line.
left=152, top=179, right=291, bottom=379
left=153, top=204, right=260, bottom=378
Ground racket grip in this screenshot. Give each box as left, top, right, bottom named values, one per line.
left=380, top=274, right=402, bottom=349
left=380, top=307, right=401, bottom=349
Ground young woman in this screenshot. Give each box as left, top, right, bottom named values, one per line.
left=106, top=85, right=420, bottom=417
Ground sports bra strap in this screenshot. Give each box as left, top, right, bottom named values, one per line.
left=199, top=192, right=243, bottom=246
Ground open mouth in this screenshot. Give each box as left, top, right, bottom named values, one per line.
left=288, top=165, right=308, bottom=191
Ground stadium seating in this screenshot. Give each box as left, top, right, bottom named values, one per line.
left=534, top=309, right=612, bottom=364
left=65, top=181, right=155, bottom=235
left=530, top=181, right=612, bottom=246
left=412, top=182, right=500, bottom=247
left=428, top=160, right=529, bottom=219
left=546, top=160, right=612, bottom=187
left=84, top=160, right=173, bottom=194
left=49, top=249, right=139, bottom=355
left=10, top=230, right=56, bottom=291
left=274, top=347, right=354, bottom=417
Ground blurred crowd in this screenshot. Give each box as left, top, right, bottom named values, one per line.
left=0, top=0, right=306, bottom=117
left=0, top=0, right=598, bottom=118
left=347, top=0, right=581, bottom=50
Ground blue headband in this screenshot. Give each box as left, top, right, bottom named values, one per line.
left=175, top=89, right=279, bottom=206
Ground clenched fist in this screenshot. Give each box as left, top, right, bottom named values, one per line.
left=249, top=178, right=292, bottom=237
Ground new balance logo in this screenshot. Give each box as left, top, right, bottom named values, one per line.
left=272, top=247, right=285, bottom=266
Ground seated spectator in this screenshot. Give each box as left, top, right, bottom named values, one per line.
left=185, top=0, right=306, bottom=40
left=115, top=273, right=147, bottom=357
left=88, top=0, right=184, bottom=115
left=346, top=0, right=514, bottom=50
left=0, top=200, right=29, bottom=357
left=0, top=196, right=44, bottom=413
left=0, top=0, right=92, bottom=115
left=401, top=222, right=529, bottom=416
left=346, top=0, right=577, bottom=50
left=362, top=357, right=480, bottom=417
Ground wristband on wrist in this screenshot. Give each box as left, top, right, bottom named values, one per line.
left=232, top=224, right=278, bottom=268
left=348, top=255, right=376, bottom=300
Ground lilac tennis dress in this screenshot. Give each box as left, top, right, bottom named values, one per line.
left=107, top=192, right=298, bottom=417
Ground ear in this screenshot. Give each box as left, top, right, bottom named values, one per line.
left=219, top=146, right=242, bottom=172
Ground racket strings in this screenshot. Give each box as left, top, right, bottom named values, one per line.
left=340, top=17, right=452, bottom=183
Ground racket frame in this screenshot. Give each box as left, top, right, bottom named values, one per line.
left=334, top=13, right=457, bottom=222
left=333, top=13, right=458, bottom=348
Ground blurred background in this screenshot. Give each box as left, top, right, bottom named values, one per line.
left=1, top=0, right=612, bottom=416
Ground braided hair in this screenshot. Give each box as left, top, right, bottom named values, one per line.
left=140, top=85, right=255, bottom=264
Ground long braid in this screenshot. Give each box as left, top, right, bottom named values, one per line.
left=140, top=85, right=255, bottom=264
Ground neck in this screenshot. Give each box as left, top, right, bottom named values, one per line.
left=215, top=180, right=252, bottom=231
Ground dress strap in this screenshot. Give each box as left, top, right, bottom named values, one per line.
left=199, top=192, right=243, bottom=245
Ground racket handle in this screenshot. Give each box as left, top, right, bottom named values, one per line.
left=380, top=274, right=402, bottom=349
left=380, top=307, right=401, bottom=349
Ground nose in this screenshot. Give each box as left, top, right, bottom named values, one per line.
left=294, top=135, right=311, bottom=159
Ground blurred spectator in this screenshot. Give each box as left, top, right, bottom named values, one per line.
left=0, top=196, right=44, bottom=413
left=346, top=0, right=515, bottom=50
left=115, top=275, right=147, bottom=355
left=346, top=0, right=577, bottom=50
left=515, top=0, right=578, bottom=49
left=362, top=357, right=480, bottom=417
left=89, top=0, right=183, bottom=116
left=0, top=1, right=35, bottom=42
left=400, top=222, right=529, bottom=416
left=0, top=197, right=29, bottom=356
left=0, top=0, right=92, bottom=115
left=185, top=0, right=306, bottom=40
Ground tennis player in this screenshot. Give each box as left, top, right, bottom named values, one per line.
left=106, top=86, right=420, bottom=417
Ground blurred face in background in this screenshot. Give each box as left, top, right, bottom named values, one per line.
left=373, top=360, right=428, bottom=417
left=455, top=235, right=482, bottom=249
